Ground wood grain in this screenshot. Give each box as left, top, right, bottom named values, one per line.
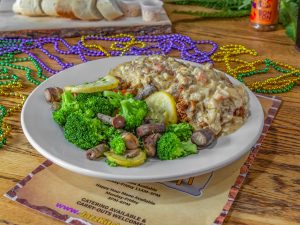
left=1, top=3, right=300, bottom=225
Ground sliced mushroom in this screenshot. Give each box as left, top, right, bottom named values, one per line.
left=124, top=148, right=141, bottom=158
left=136, top=123, right=166, bottom=137
left=135, top=85, right=158, bottom=100
left=44, top=87, right=63, bottom=102
left=97, top=113, right=125, bottom=129
left=143, top=117, right=152, bottom=124
left=121, top=132, right=139, bottom=150
left=143, top=117, right=158, bottom=124
left=143, top=133, right=161, bottom=157
left=86, top=143, right=109, bottom=160
left=191, top=129, right=215, bottom=148
left=112, top=115, right=126, bottom=129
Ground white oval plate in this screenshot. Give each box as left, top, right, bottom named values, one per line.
left=21, top=56, right=264, bottom=182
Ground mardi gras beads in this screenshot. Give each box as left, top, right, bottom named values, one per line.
left=211, top=44, right=258, bottom=78
left=0, top=105, right=9, bottom=147
left=78, top=34, right=218, bottom=63
left=0, top=88, right=26, bottom=118
left=237, top=59, right=300, bottom=94
left=212, top=44, right=300, bottom=93
left=0, top=89, right=26, bottom=148
left=108, top=34, right=146, bottom=56
left=80, top=35, right=112, bottom=57
left=80, top=33, right=147, bottom=57
left=135, top=34, right=218, bottom=64
left=0, top=51, right=48, bottom=148
left=0, top=52, right=47, bottom=85
left=1, top=35, right=218, bottom=74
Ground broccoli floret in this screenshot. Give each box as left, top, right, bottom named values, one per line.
left=103, top=126, right=118, bottom=139
left=119, top=98, right=148, bottom=130
left=157, top=132, right=197, bottom=160
left=64, top=111, right=106, bottom=149
left=103, top=126, right=125, bottom=155
left=82, top=96, right=115, bottom=117
left=75, top=92, right=103, bottom=102
left=53, top=109, right=69, bottom=127
left=75, top=92, right=114, bottom=117
left=180, top=141, right=198, bottom=156
left=52, top=91, right=80, bottom=126
left=103, top=91, right=133, bottom=108
left=109, top=134, right=126, bottom=155
left=167, top=122, right=194, bottom=141
left=105, top=159, right=118, bottom=167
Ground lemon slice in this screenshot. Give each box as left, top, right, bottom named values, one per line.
left=104, top=151, right=147, bottom=167
left=64, top=75, right=119, bottom=93
left=145, top=91, right=177, bottom=124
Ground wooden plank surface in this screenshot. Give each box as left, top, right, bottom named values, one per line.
left=1, top=3, right=300, bottom=225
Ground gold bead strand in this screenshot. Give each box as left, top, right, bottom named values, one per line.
left=0, top=87, right=27, bottom=147
left=0, top=88, right=27, bottom=116
left=108, top=34, right=146, bottom=56
left=212, top=44, right=258, bottom=78
left=81, top=35, right=111, bottom=57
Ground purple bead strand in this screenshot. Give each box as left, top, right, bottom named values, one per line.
left=37, top=38, right=73, bottom=70
left=0, top=34, right=218, bottom=75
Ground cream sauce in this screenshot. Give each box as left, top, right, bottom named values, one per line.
left=109, top=55, right=249, bottom=135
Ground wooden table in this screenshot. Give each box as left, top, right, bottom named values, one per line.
left=1, top=4, right=300, bottom=225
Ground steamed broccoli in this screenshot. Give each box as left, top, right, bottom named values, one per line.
left=119, top=98, right=148, bottom=130
left=103, top=126, right=126, bottom=155
left=82, top=96, right=115, bottom=117
left=167, top=122, right=194, bottom=141
left=53, top=91, right=114, bottom=126
left=103, top=91, right=133, bottom=108
left=157, top=132, right=197, bottom=160
left=75, top=92, right=103, bottom=102
left=64, top=111, right=106, bottom=149
left=103, top=91, right=148, bottom=130
left=103, top=126, right=119, bottom=139
left=52, top=91, right=80, bottom=126
left=75, top=92, right=115, bottom=117
left=109, top=134, right=126, bottom=155
left=106, top=159, right=118, bottom=167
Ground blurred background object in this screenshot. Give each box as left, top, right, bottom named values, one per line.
left=0, top=0, right=171, bottom=38
left=250, top=0, right=279, bottom=31
left=279, top=0, right=299, bottom=41
left=0, top=0, right=14, bottom=12
left=296, top=0, right=300, bottom=50
left=167, top=0, right=299, bottom=42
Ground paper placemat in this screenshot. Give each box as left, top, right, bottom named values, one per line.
left=4, top=94, right=281, bottom=225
